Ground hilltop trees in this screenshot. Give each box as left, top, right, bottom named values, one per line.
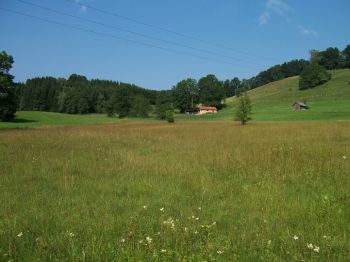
left=241, top=59, right=309, bottom=90
left=319, top=47, right=342, bottom=70
left=342, top=44, right=350, bottom=68
left=0, top=51, right=17, bottom=121
left=309, top=46, right=350, bottom=70
left=299, top=62, right=331, bottom=90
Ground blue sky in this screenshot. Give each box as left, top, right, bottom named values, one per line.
left=1, top=0, right=349, bottom=90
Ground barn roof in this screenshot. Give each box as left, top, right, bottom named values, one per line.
left=293, top=102, right=307, bottom=107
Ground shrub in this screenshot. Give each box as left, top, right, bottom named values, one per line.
left=165, top=110, right=174, bottom=123
left=299, top=62, right=331, bottom=90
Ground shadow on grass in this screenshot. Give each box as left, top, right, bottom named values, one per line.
left=8, top=118, right=38, bottom=123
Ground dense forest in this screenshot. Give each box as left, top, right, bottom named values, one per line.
left=16, top=75, right=158, bottom=117
left=6, top=43, right=350, bottom=119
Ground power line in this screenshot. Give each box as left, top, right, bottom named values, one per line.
left=14, top=0, right=265, bottom=67
left=65, top=0, right=277, bottom=63
left=0, top=7, right=261, bottom=70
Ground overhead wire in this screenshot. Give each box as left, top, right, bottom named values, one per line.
left=65, top=0, right=277, bottom=63
left=0, top=7, right=261, bottom=70
left=14, top=0, right=265, bottom=67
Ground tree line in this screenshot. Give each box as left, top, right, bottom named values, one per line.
left=15, top=73, right=230, bottom=119
left=16, top=74, right=158, bottom=117
left=1, top=44, right=349, bottom=121
left=244, top=45, right=350, bottom=90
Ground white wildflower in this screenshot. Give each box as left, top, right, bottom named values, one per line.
left=146, top=236, right=152, bottom=244
left=198, top=207, right=201, bottom=210
left=160, top=249, right=167, bottom=253
left=313, top=246, right=320, bottom=253
left=160, top=207, right=164, bottom=212
left=69, top=232, right=75, bottom=237
left=293, top=235, right=299, bottom=240
left=342, top=155, right=347, bottom=159
left=217, top=250, right=224, bottom=254
left=17, top=232, right=23, bottom=238
left=191, top=215, right=195, bottom=219
left=163, top=217, right=175, bottom=229
left=195, top=217, right=199, bottom=221
left=143, top=205, right=147, bottom=209
left=307, top=243, right=313, bottom=249
left=184, top=227, right=188, bottom=232
left=194, top=231, right=198, bottom=234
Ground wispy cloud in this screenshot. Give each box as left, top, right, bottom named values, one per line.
left=258, top=0, right=319, bottom=37
left=79, top=5, right=87, bottom=13
left=258, top=0, right=292, bottom=25
left=259, top=11, right=270, bottom=25
left=266, top=0, right=291, bottom=16
left=74, top=0, right=87, bottom=13
left=298, top=25, right=318, bottom=37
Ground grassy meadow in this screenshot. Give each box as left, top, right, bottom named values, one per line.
left=0, top=111, right=122, bottom=129
left=1, top=121, right=349, bottom=261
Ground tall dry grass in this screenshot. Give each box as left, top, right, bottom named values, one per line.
left=0, top=121, right=349, bottom=260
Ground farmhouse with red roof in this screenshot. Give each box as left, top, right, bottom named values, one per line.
left=198, top=106, right=217, bottom=115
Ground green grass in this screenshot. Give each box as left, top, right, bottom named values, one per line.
left=0, top=111, right=159, bottom=129
left=0, top=111, right=119, bottom=129
left=0, top=121, right=349, bottom=260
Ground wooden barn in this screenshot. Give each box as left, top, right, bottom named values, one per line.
left=292, top=102, right=309, bottom=111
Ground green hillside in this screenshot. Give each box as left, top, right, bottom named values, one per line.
left=179, top=69, right=350, bottom=121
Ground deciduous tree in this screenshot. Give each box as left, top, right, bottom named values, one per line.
left=299, top=62, right=331, bottom=90
left=0, top=51, right=17, bottom=121
left=172, top=78, right=198, bottom=112
left=198, top=74, right=225, bottom=109
left=235, top=90, right=252, bottom=125
left=342, top=44, right=350, bottom=68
